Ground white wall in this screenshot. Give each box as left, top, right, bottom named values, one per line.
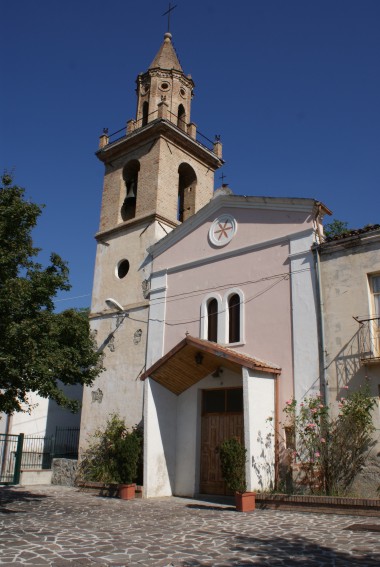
left=6, top=384, right=83, bottom=437
left=143, top=378, right=177, bottom=498
left=289, top=232, right=320, bottom=401
left=243, top=368, right=276, bottom=491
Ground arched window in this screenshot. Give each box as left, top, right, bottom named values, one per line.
left=228, top=294, right=241, bottom=343
left=222, top=288, right=244, bottom=345
left=207, top=298, right=218, bottom=342
left=200, top=294, right=222, bottom=343
left=178, top=163, right=197, bottom=222
left=177, top=104, right=186, bottom=130
left=121, top=160, right=140, bottom=221
left=142, top=101, right=149, bottom=126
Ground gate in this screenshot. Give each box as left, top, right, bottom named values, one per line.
left=0, top=433, right=24, bottom=485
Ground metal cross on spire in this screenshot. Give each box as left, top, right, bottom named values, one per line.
left=162, top=2, right=177, bottom=32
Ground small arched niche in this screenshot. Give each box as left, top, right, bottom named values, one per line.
left=121, top=160, right=140, bottom=221
left=178, top=163, right=197, bottom=222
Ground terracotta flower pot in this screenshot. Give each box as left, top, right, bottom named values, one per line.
left=235, top=491, right=256, bottom=512
left=118, top=483, right=136, bottom=500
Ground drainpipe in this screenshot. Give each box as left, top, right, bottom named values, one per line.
left=312, top=207, right=328, bottom=407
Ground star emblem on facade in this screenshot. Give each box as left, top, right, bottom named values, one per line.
left=209, top=215, right=237, bottom=247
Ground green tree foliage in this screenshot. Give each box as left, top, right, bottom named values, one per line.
left=0, top=173, right=103, bottom=413
left=324, top=219, right=349, bottom=238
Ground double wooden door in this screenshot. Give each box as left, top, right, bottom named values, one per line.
left=199, top=388, right=244, bottom=495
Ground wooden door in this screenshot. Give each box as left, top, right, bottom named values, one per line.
left=200, top=388, right=244, bottom=495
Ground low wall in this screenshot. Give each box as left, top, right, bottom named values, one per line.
left=20, top=470, right=52, bottom=486
left=51, top=458, right=78, bottom=487
left=255, top=493, right=380, bottom=516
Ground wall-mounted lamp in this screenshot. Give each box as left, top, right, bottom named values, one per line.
left=105, top=297, right=124, bottom=312
left=212, top=367, right=223, bottom=378
left=195, top=352, right=204, bottom=365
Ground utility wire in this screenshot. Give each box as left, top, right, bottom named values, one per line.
left=150, top=267, right=310, bottom=307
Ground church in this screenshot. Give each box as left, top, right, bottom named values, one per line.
left=79, top=30, right=331, bottom=497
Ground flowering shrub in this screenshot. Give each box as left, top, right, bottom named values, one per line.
left=281, top=386, right=375, bottom=495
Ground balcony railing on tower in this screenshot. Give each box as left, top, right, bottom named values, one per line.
left=98, top=107, right=222, bottom=159
left=356, top=316, right=380, bottom=363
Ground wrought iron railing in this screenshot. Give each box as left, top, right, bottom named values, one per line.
left=357, top=316, right=380, bottom=363
left=102, top=109, right=219, bottom=153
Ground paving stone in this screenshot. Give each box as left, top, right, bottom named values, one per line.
left=1, top=485, right=380, bottom=566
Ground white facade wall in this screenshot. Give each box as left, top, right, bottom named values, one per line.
left=243, top=368, right=276, bottom=491
left=144, top=378, right=177, bottom=498
left=289, top=232, right=321, bottom=401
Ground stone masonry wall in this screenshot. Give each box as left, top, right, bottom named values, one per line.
left=51, top=458, right=78, bottom=487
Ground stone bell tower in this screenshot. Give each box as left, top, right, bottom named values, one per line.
left=80, top=31, right=223, bottom=444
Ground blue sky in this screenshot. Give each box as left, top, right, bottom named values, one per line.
left=2, top=0, right=380, bottom=310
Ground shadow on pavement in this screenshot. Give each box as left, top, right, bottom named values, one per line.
left=0, top=486, right=48, bottom=514
left=180, top=532, right=380, bottom=566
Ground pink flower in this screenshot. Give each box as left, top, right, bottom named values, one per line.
left=320, top=438, right=326, bottom=443
left=315, top=452, right=320, bottom=458
left=300, top=402, right=304, bottom=407
left=311, top=408, right=317, bottom=413
left=286, top=400, right=292, bottom=405
left=343, top=385, right=349, bottom=390
left=319, top=404, right=324, bottom=408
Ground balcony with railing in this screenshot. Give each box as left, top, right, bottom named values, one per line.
left=356, top=316, right=380, bottom=364
left=98, top=106, right=223, bottom=159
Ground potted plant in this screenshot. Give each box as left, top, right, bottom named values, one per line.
left=78, top=414, right=142, bottom=500
left=115, top=426, right=142, bottom=500
left=219, top=438, right=255, bottom=512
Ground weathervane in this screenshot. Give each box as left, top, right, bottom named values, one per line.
left=162, top=2, right=177, bottom=32
left=220, top=172, right=227, bottom=184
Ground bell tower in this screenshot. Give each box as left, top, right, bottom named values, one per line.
left=80, top=31, right=223, bottom=442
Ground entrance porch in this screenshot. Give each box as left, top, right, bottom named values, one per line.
left=141, top=336, right=280, bottom=498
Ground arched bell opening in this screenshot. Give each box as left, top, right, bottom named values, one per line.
left=142, top=101, right=149, bottom=126
left=178, top=163, right=197, bottom=222
left=177, top=104, right=186, bottom=131
left=121, top=160, right=140, bottom=221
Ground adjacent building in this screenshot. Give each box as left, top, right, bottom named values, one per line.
left=319, top=225, right=380, bottom=496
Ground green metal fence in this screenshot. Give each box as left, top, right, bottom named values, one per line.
left=0, top=427, right=79, bottom=484
left=0, top=433, right=24, bottom=484
left=22, top=427, right=80, bottom=470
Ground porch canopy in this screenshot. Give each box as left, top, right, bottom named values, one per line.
left=140, top=335, right=281, bottom=395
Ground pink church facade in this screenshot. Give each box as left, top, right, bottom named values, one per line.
left=142, top=193, right=330, bottom=497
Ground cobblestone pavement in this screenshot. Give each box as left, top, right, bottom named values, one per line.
left=1, top=485, right=380, bottom=566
